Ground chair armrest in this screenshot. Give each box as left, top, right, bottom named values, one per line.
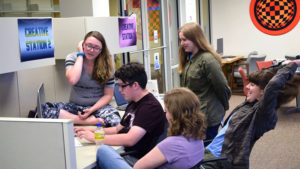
left=120, top=150, right=138, bottom=156
left=190, top=156, right=227, bottom=169
left=203, top=139, right=213, bottom=146
left=200, top=156, right=227, bottom=164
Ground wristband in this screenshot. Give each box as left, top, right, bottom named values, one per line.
left=77, top=52, right=85, bottom=59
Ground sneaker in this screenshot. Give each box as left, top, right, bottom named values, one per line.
left=28, top=109, right=38, bottom=118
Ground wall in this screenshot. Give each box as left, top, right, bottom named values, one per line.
left=60, top=0, right=109, bottom=17
left=210, top=0, right=300, bottom=60
left=0, top=16, right=136, bottom=118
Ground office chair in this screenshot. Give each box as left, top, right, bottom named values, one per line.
left=190, top=156, right=227, bottom=169
left=230, top=51, right=266, bottom=92
left=114, top=83, right=129, bottom=111
left=256, top=60, right=273, bottom=70
left=238, top=67, right=248, bottom=95
left=283, top=55, right=300, bottom=114
left=285, top=55, right=300, bottom=60
left=190, top=139, right=227, bottom=169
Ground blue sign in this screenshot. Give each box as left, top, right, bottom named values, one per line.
left=18, top=18, right=54, bottom=62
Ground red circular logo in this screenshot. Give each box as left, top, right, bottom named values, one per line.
left=250, top=0, right=300, bottom=35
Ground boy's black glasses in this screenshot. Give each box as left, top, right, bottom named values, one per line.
left=118, top=82, right=134, bottom=88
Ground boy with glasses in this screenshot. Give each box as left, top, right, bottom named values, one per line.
left=75, top=62, right=166, bottom=166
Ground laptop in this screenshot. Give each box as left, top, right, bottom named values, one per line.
left=37, top=83, right=45, bottom=118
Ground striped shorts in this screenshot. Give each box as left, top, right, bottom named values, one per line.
left=42, top=102, right=121, bottom=127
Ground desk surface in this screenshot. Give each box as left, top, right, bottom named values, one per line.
left=75, top=96, right=164, bottom=169
left=221, top=56, right=244, bottom=64
left=76, top=138, right=98, bottom=169
left=76, top=137, right=121, bottom=169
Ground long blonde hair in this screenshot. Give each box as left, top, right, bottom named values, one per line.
left=178, top=22, right=221, bottom=74
left=83, top=31, right=114, bottom=86
left=164, top=87, right=207, bottom=140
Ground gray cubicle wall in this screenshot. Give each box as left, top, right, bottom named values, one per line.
left=0, top=18, right=55, bottom=74
left=53, top=17, right=86, bottom=60
left=85, top=17, right=137, bottom=55
left=53, top=17, right=137, bottom=60
left=0, top=118, right=76, bottom=169
left=0, top=17, right=56, bottom=117
left=0, top=16, right=137, bottom=118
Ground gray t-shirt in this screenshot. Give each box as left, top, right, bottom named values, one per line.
left=65, top=52, right=114, bottom=106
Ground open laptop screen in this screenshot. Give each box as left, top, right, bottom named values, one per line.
left=37, top=83, right=45, bottom=118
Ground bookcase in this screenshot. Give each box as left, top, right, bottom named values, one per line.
left=0, top=0, right=60, bottom=17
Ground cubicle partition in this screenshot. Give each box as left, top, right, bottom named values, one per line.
left=0, top=16, right=137, bottom=118
left=0, top=118, right=76, bottom=169
left=0, top=17, right=55, bottom=74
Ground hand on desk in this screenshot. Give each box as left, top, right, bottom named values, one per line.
left=74, top=127, right=96, bottom=143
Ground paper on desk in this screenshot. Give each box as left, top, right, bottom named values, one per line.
left=74, top=138, right=82, bottom=147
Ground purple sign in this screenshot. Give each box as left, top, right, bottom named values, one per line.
left=119, top=17, right=137, bottom=47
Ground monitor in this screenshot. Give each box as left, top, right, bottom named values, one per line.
left=216, top=38, right=223, bottom=55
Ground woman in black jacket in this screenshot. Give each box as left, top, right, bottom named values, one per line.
left=202, top=59, right=300, bottom=169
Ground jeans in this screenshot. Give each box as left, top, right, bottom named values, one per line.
left=97, top=145, right=132, bottom=169
left=205, top=124, right=220, bottom=140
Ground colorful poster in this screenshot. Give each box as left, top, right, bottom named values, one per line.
left=119, top=17, right=137, bottom=47
left=250, top=0, right=300, bottom=35
left=18, top=18, right=54, bottom=62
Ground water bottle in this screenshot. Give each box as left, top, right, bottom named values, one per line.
left=94, top=123, right=105, bottom=146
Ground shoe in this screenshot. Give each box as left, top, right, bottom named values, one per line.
left=28, top=109, right=38, bottom=118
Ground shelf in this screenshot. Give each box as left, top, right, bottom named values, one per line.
left=0, top=10, right=60, bottom=13
left=0, top=0, right=60, bottom=17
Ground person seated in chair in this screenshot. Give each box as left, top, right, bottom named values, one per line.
left=98, top=87, right=207, bottom=169
left=202, top=59, right=300, bottom=169
left=75, top=62, right=166, bottom=165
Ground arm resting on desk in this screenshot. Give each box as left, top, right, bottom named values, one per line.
left=104, top=126, right=146, bottom=147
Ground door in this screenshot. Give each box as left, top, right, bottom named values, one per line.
left=123, top=0, right=167, bottom=93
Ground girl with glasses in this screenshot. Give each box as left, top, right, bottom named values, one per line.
left=41, top=31, right=120, bottom=127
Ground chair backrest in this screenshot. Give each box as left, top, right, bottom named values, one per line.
left=247, top=51, right=258, bottom=58
left=37, top=83, right=45, bottom=118
left=114, top=83, right=129, bottom=110
left=247, top=54, right=266, bottom=74
left=238, top=67, right=248, bottom=95
left=285, top=55, right=300, bottom=60
left=256, top=60, right=273, bottom=70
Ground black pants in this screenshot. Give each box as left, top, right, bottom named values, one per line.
left=201, top=150, right=223, bottom=169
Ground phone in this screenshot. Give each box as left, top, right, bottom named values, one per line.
left=78, top=109, right=85, bottom=115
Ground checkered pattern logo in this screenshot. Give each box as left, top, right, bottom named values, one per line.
left=127, top=0, right=161, bottom=40
left=250, top=0, right=300, bottom=35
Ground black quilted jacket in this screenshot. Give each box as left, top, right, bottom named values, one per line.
left=221, top=62, right=297, bottom=169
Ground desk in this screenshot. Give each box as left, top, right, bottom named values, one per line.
left=76, top=137, right=121, bottom=169
left=76, top=138, right=98, bottom=169
left=75, top=96, right=165, bottom=169
left=221, top=56, right=244, bottom=64
left=221, top=56, right=245, bottom=83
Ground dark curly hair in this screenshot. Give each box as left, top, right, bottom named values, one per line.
left=249, top=63, right=300, bottom=108
left=164, top=87, right=207, bottom=140
left=114, top=62, right=147, bottom=89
